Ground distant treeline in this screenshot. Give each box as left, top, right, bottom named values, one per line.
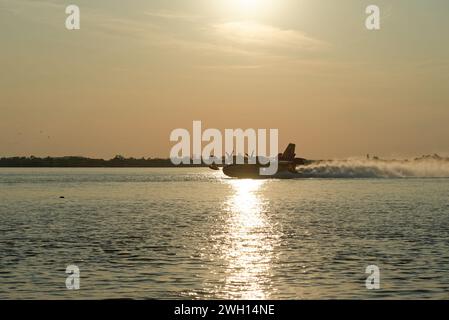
left=0, top=154, right=447, bottom=167
left=0, top=155, right=207, bottom=167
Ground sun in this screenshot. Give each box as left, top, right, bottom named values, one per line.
left=224, top=0, right=274, bottom=17
left=235, top=0, right=259, bottom=13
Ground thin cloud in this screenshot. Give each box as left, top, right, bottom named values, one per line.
left=2, top=1, right=329, bottom=67
left=143, top=10, right=202, bottom=22
left=213, top=21, right=327, bottom=52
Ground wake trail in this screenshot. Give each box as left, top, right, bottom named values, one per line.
left=295, top=159, right=449, bottom=178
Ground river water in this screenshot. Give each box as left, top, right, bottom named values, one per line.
left=1, top=167, right=449, bottom=299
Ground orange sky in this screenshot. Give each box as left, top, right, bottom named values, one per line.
left=1, top=0, right=448, bottom=159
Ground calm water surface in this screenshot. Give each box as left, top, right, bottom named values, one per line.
left=1, top=168, right=449, bottom=299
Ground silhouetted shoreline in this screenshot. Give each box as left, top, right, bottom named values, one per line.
left=0, top=156, right=206, bottom=168
left=0, top=154, right=447, bottom=167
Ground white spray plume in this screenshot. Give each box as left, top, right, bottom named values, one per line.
left=297, top=159, right=449, bottom=178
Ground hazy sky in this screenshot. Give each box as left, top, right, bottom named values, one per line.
left=1, top=0, right=448, bottom=159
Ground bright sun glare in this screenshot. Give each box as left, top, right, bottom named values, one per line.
left=236, top=0, right=259, bottom=12
left=226, top=0, right=273, bottom=17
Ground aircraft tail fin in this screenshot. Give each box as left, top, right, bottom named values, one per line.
left=280, top=143, right=296, bottom=161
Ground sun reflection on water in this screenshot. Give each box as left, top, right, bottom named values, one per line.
left=221, top=179, right=277, bottom=299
